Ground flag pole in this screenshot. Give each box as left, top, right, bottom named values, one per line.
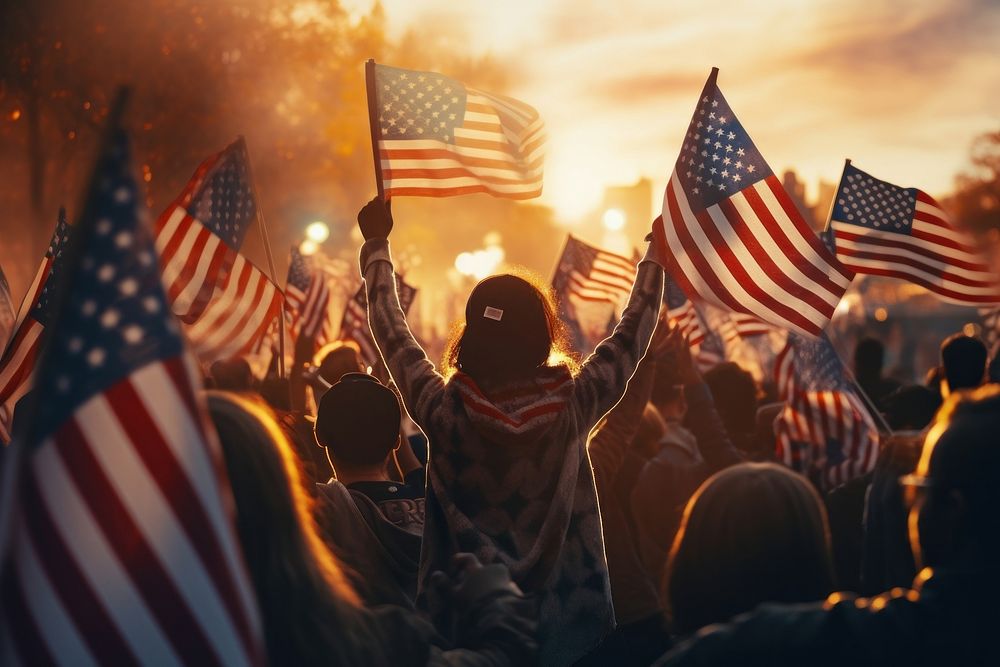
left=821, top=158, right=850, bottom=233
left=819, top=159, right=890, bottom=433
left=365, top=59, right=386, bottom=201
left=240, top=136, right=286, bottom=379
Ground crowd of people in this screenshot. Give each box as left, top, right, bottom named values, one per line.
left=185, top=197, right=998, bottom=665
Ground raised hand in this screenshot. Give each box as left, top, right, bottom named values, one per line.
left=357, top=196, right=393, bottom=240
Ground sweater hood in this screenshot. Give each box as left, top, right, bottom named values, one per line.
left=451, top=365, right=574, bottom=447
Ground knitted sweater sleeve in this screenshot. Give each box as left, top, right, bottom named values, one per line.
left=361, top=238, right=446, bottom=428
left=571, top=249, right=664, bottom=432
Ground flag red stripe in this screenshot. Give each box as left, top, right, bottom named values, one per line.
left=54, top=418, right=226, bottom=667
left=380, top=147, right=544, bottom=173
left=719, top=196, right=842, bottom=316
left=1, top=563, right=58, bottom=667
left=835, top=243, right=997, bottom=288
left=382, top=166, right=535, bottom=186
left=741, top=183, right=850, bottom=297
left=385, top=184, right=541, bottom=199
left=689, top=194, right=821, bottom=335
left=105, top=377, right=258, bottom=655
left=19, top=468, right=140, bottom=665
left=764, top=177, right=854, bottom=283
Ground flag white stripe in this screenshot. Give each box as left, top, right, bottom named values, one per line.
left=31, top=439, right=183, bottom=665
left=157, top=208, right=196, bottom=291
left=133, top=363, right=261, bottom=626
left=752, top=182, right=852, bottom=291
left=15, top=520, right=98, bottom=667
left=381, top=138, right=545, bottom=167
left=835, top=249, right=1000, bottom=295
left=732, top=186, right=847, bottom=303
left=172, top=232, right=223, bottom=316
left=77, top=395, right=250, bottom=667
left=667, top=175, right=819, bottom=337
left=833, top=222, right=995, bottom=274
left=380, top=158, right=545, bottom=180
left=382, top=176, right=541, bottom=193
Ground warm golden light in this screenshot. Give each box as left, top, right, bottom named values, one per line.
left=305, top=221, right=330, bottom=243
left=874, top=307, right=888, bottom=322
left=602, top=208, right=626, bottom=231
left=299, top=239, right=319, bottom=256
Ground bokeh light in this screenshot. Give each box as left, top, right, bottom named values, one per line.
left=299, top=239, right=319, bottom=256
left=602, top=208, right=626, bottom=231
left=305, top=221, right=330, bottom=243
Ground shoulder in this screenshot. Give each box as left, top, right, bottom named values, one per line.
left=657, top=597, right=875, bottom=666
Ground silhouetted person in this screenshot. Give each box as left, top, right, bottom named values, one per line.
left=664, top=463, right=834, bottom=636
left=356, top=197, right=664, bottom=666
left=208, top=391, right=536, bottom=666
left=702, top=362, right=761, bottom=457
left=853, top=337, right=900, bottom=410
left=940, top=333, right=986, bottom=395
left=656, top=385, right=1000, bottom=666
left=881, top=384, right=942, bottom=431
left=209, top=356, right=254, bottom=392
left=312, top=373, right=425, bottom=608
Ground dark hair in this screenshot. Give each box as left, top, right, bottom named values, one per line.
left=665, top=462, right=834, bottom=635
left=854, top=337, right=885, bottom=379
left=443, top=271, right=575, bottom=383
left=702, top=362, right=758, bottom=440
left=882, top=384, right=941, bottom=431
left=918, top=384, right=1000, bottom=557
left=314, top=373, right=401, bottom=468
left=316, top=341, right=366, bottom=385
left=940, top=334, right=987, bottom=393
left=210, top=356, right=254, bottom=392
left=207, top=392, right=369, bottom=666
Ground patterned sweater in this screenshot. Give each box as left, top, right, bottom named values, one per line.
left=361, top=238, right=663, bottom=667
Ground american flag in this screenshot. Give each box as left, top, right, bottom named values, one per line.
left=982, top=306, right=1000, bottom=352
left=652, top=69, right=853, bottom=339
left=341, top=276, right=417, bottom=367
left=773, top=332, right=879, bottom=489
left=665, top=276, right=724, bottom=371
left=829, top=163, right=1000, bottom=306
left=552, top=235, right=637, bottom=352
left=155, top=138, right=282, bottom=363
left=0, top=265, right=15, bottom=362
left=285, top=246, right=331, bottom=350
left=0, top=210, right=73, bottom=442
left=0, top=126, right=264, bottom=665
left=372, top=63, right=544, bottom=199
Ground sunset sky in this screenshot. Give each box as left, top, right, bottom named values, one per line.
left=347, top=0, right=1000, bottom=221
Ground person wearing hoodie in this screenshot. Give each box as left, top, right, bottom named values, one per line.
left=312, top=372, right=426, bottom=608
left=355, top=197, right=664, bottom=666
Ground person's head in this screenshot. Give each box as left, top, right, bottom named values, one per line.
left=702, top=362, right=758, bottom=444
left=854, top=337, right=885, bottom=381
left=632, top=403, right=668, bottom=460
left=665, top=463, right=834, bottom=635
left=940, top=334, right=987, bottom=395
left=207, top=392, right=365, bottom=666
left=903, top=384, right=1000, bottom=572
left=314, top=373, right=401, bottom=474
left=259, top=376, right=291, bottom=412
left=651, top=371, right=687, bottom=422
left=210, top=356, right=254, bottom=392
left=882, top=385, right=941, bottom=431
left=443, top=272, right=572, bottom=384
left=314, top=340, right=365, bottom=389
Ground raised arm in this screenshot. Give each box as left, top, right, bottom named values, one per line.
left=572, top=246, right=664, bottom=429
left=358, top=198, right=446, bottom=428
left=588, top=314, right=670, bottom=479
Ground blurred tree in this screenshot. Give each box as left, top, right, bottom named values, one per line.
left=0, top=0, right=533, bottom=301
left=952, top=129, right=1000, bottom=232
